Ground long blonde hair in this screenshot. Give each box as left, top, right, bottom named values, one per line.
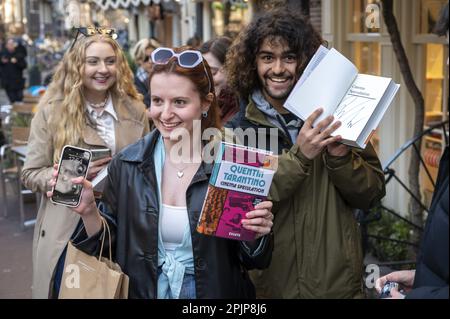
left=41, top=34, right=140, bottom=162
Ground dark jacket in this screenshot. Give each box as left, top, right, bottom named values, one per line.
left=226, top=98, right=385, bottom=298
left=0, top=49, right=27, bottom=90
left=407, top=146, right=449, bottom=299
left=134, top=75, right=151, bottom=109
left=73, top=130, right=274, bottom=299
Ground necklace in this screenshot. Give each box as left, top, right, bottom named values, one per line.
left=167, top=160, right=191, bottom=178
left=176, top=169, right=186, bottom=178
left=175, top=165, right=188, bottom=178
left=87, top=96, right=108, bottom=109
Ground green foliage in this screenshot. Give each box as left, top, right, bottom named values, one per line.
left=212, top=2, right=223, bottom=10
left=367, top=207, right=416, bottom=264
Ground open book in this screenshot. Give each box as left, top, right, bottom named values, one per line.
left=197, top=142, right=278, bottom=241
left=284, top=45, right=400, bottom=148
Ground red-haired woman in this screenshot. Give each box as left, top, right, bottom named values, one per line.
left=47, top=47, right=274, bottom=299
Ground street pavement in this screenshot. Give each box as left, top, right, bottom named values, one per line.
left=0, top=181, right=36, bottom=299
left=1, top=87, right=34, bottom=299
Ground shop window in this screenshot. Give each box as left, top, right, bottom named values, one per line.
left=419, top=0, right=448, bottom=34
left=424, top=43, right=445, bottom=124
left=211, top=1, right=250, bottom=38
left=417, top=0, right=448, bottom=125
left=351, top=0, right=381, bottom=34
left=353, top=42, right=381, bottom=75
left=417, top=0, right=448, bottom=207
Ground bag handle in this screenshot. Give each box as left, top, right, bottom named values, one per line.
left=98, top=217, right=113, bottom=262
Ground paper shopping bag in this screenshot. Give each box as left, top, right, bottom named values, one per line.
left=58, top=218, right=129, bottom=299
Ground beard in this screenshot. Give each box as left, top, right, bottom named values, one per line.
left=261, top=77, right=295, bottom=101
left=259, top=69, right=296, bottom=102
left=262, top=85, right=293, bottom=101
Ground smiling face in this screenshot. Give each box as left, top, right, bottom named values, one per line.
left=256, top=37, right=298, bottom=110
left=150, top=72, right=211, bottom=140
left=82, top=41, right=117, bottom=96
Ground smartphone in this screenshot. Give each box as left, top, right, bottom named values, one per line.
left=51, top=145, right=92, bottom=207
left=91, top=148, right=112, bottom=161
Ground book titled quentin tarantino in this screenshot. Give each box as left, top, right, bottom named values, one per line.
left=197, top=142, right=278, bottom=241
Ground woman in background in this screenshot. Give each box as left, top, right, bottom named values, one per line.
left=22, top=28, right=149, bottom=298
left=131, top=38, right=160, bottom=112
left=200, top=37, right=239, bottom=125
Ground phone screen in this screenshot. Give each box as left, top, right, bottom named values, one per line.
left=51, top=146, right=91, bottom=207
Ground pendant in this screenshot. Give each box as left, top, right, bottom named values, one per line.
left=177, top=171, right=184, bottom=178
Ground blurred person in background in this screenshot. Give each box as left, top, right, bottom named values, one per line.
left=131, top=38, right=160, bottom=113
left=200, top=37, right=239, bottom=125
left=0, top=38, right=27, bottom=103
left=186, top=35, right=202, bottom=49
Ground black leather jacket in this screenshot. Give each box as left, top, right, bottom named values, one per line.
left=408, top=146, right=449, bottom=299
left=74, top=130, right=273, bottom=298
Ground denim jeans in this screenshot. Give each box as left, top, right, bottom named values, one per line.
left=53, top=245, right=67, bottom=297
left=178, top=273, right=196, bottom=299
left=157, top=267, right=196, bottom=299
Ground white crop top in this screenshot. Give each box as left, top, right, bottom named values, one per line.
left=161, top=204, right=189, bottom=251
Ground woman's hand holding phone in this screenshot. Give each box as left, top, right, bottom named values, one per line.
left=87, top=157, right=112, bottom=180
left=47, top=164, right=103, bottom=236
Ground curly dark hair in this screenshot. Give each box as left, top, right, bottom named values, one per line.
left=225, top=9, right=325, bottom=99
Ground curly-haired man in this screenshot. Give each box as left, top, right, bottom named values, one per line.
left=225, top=9, right=386, bottom=298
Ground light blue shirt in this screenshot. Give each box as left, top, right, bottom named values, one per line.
left=153, top=136, right=195, bottom=299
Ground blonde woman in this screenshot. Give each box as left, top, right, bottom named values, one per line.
left=21, top=27, right=150, bottom=298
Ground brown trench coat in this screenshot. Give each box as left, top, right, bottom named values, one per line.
left=22, top=93, right=149, bottom=298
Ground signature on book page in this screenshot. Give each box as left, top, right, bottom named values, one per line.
left=334, top=93, right=376, bottom=129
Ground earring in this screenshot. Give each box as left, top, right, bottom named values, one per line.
left=202, top=111, right=208, bottom=118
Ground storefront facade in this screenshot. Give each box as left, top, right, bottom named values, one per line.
left=322, top=0, right=448, bottom=213
left=1, top=1, right=446, bottom=213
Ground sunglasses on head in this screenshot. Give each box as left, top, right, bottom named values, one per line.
left=70, top=27, right=118, bottom=51
left=151, top=47, right=212, bottom=93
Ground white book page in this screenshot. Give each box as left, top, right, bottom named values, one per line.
left=284, top=48, right=358, bottom=124
left=332, top=74, right=392, bottom=142
left=297, top=45, right=330, bottom=86
left=357, top=81, right=400, bottom=147
left=92, top=166, right=108, bottom=192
